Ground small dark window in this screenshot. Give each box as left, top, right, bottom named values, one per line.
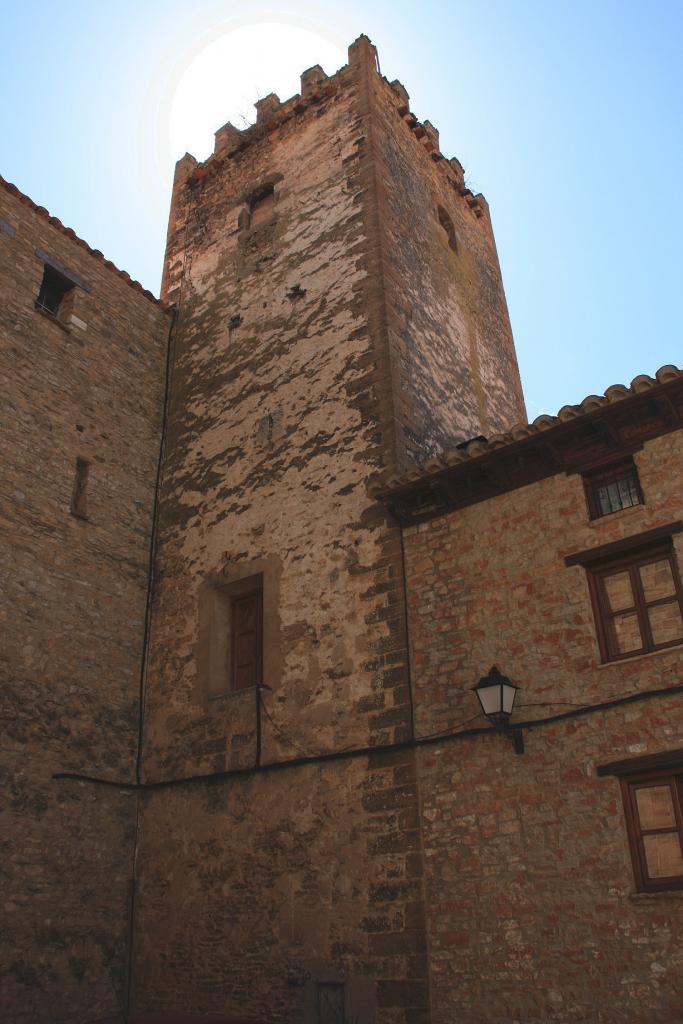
left=437, top=205, right=458, bottom=252
left=587, top=542, right=683, bottom=662
left=36, top=264, right=75, bottom=317
left=583, top=459, right=642, bottom=519
left=620, top=771, right=683, bottom=892
left=70, top=458, right=90, bottom=519
left=317, top=982, right=345, bottom=1024
left=231, top=588, right=263, bottom=690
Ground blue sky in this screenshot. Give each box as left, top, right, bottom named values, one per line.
left=2, top=0, right=681, bottom=420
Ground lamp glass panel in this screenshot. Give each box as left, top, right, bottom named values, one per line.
left=501, top=683, right=518, bottom=715
left=476, top=684, right=502, bottom=716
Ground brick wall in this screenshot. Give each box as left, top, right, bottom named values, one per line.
left=0, top=182, right=170, bottom=1023
left=403, top=429, right=683, bottom=1022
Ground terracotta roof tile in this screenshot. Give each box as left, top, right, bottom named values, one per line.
left=372, top=364, right=682, bottom=498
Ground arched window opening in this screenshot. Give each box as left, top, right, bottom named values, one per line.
left=438, top=206, right=458, bottom=253
left=248, top=183, right=275, bottom=227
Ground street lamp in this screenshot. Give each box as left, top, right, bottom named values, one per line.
left=472, top=666, right=524, bottom=754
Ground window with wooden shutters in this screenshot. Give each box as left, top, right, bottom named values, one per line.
left=231, top=588, right=263, bottom=690
left=587, top=542, right=683, bottom=662
left=198, top=573, right=265, bottom=698
left=316, top=982, right=345, bottom=1024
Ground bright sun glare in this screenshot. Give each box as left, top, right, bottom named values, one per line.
left=163, top=21, right=347, bottom=168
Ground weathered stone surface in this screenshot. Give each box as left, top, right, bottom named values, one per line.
left=6, top=30, right=682, bottom=1024
left=135, top=755, right=426, bottom=1022
left=365, top=57, right=526, bottom=468
left=404, top=429, right=683, bottom=1023
left=145, top=49, right=414, bottom=783
left=136, top=32, right=526, bottom=1019
left=0, top=182, right=170, bottom=1023
left=137, top=40, right=430, bottom=1022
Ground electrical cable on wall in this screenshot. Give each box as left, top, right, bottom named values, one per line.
left=54, top=679, right=683, bottom=793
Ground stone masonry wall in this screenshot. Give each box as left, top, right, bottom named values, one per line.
left=403, top=428, right=683, bottom=1022
left=135, top=36, right=531, bottom=1019
left=417, top=699, right=683, bottom=1024
left=143, top=41, right=412, bottom=782
left=5, top=32, right=677, bottom=1024
left=0, top=183, right=170, bottom=1023
left=135, top=751, right=429, bottom=1024
left=367, top=63, right=526, bottom=469
left=135, top=39, right=426, bottom=1022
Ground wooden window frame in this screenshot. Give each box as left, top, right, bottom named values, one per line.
left=620, top=769, right=683, bottom=892
left=199, top=573, right=264, bottom=698
left=316, top=981, right=346, bottom=1024
left=586, top=540, right=683, bottom=663
left=197, top=560, right=281, bottom=706
left=230, top=586, right=263, bottom=692
left=582, top=457, right=643, bottom=520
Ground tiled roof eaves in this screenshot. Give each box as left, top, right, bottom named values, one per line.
left=374, top=364, right=683, bottom=503
left=0, top=175, right=166, bottom=308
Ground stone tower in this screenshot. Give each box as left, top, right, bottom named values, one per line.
left=133, top=35, right=525, bottom=1022
left=5, top=29, right=683, bottom=1024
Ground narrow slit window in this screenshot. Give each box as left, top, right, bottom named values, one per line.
left=437, top=205, right=458, bottom=253
left=70, top=458, right=90, bottom=519
left=36, top=264, right=75, bottom=318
